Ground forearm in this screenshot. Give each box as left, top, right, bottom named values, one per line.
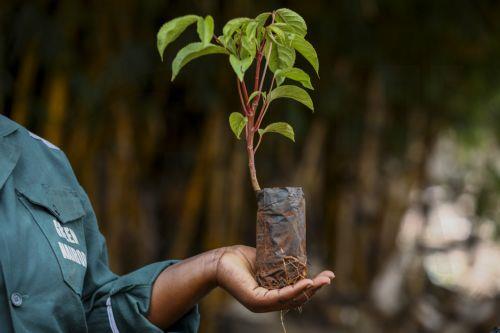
left=147, top=247, right=225, bottom=329
left=146, top=245, right=333, bottom=328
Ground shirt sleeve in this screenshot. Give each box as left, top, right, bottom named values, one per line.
left=78, top=187, right=200, bottom=333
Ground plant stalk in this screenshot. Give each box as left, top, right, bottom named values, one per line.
left=254, top=75, right=275, bottom=131
left=251, top=13, right=275, bottom=113
left=240, top=13, right=277, bottom=192
left=254, top=41, right=265, bottom=91
left=237, top=79, right=249, bottom=116
left=241, top=80, right=250, bottom=109
left=240, top=77, right=261, bottom=191
left=247, top=143, right=261, bottom=191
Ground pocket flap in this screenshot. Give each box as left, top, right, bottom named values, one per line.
left=17, top=184, right=85, bottom=223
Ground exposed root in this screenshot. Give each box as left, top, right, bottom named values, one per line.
left=281, top=255, right=307, bottom=287
left=257, top=255, right=307, bottom=290
left=278, top=257, right=308, bottom=333
left=280, top=310, right=287, bottom=333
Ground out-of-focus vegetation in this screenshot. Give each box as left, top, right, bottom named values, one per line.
left=1, top=1, right=499, bottom=332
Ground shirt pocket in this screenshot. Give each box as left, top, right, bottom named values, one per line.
left=16, top=183, right=87, bottom=296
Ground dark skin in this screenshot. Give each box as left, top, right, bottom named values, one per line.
left=148, top=245, right=335, bottom=329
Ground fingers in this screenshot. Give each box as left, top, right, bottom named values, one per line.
left=277, top=269, right=335, bottom=298
left=249, top=278, right=312, bottom=312
left=244, top=269, right=335, bottom=313
left=279, top=270, right=335, bottom=309
left=276, top=278, right=314, bottom=303
left=318, top=270, right=335, bottom=280
left=312, top=271, right=334, bottom=288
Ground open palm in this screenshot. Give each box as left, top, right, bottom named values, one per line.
left=216, top=245, right=335, bottom=312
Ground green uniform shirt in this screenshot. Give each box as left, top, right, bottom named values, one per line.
left=0, top=115, right=200, bottom=333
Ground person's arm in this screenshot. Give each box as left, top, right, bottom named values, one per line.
left=78, top=182, right=201, bottom=332
left=148, top=245, right=334, bottom=329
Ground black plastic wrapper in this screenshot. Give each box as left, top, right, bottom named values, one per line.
left=255, top=187, right=307, bottom=289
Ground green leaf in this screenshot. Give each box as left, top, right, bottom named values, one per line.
left=223, top=17, right=251, bottom=37
left=275, top=68, right=313, bottom=89
left=241, top=35, right=257, bottom=57
left=275, top=8, right=307, bottom=37
left=172, top=42, right=228, bottom=80
left=248, top=91, right=260, bottom=102
left=248, top=90, right=267, bottom=103
left=255, top=12, right=271, bottom=26
left=197, top=15, right=214, bottom=46
left=270, top=22, right=297, bottom=35
left=259, top=122, right=295, bottom=142
left=229, top=112, right=248, bottom=139
left=218, top=35, right=237, bottom=54
left=229, top=55, right=245, bottom=81
left=229, top=32, right=256, bottom=81
left=268, top=24, right=286, bottom=41
left=245, top=21, right=259, bottom=39
left=291, top=35, right=319, bottom=76
left=268, top=85, right=314, bottom=111
left=229, top=53, right=254, bottom=81
left=266, top=36, right=295, bottom=73
left=157, top=15, right=200, bottom=61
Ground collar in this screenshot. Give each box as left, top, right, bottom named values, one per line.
left=0, top=115, right=21, bottom=189
left=0, top=114, right=20, bottom=137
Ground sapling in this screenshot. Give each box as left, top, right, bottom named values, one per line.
left=157, top=8, right=319, bottom=290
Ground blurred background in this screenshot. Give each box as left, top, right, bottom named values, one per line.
left=1, top=0, right=500, bottom=332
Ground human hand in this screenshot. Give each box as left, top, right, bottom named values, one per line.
left=216, top=245, right=334, bottom=312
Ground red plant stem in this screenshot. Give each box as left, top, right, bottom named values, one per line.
left=249, top=44, right=272, bottom=121
left=254, top=58, right=262, bottom=90
left=245, top=98, right=261, bottom=191
left=254, top=131, right=263, bottom=153
left=236, top=79, right=249, bottom=116
left=250, top=45, right=269, bottom=112
left=254, top=75, right=275, bottom=131
left=212, top=34, right=223, bottom=46
left=254, top=99, right=269, bottom=133
left=242, top=12, right=277, bottom=192
left=236, top=76, right=260, bottom=191
left=253, top=41, right=266, bottom=92
left=241, top=83, right=261, bottom=190
left=253, top=76, right=276, bottom=154
left=247, top=138, right=260, bottom=191
left=240, top=80, right=251, bottom=110
left=257, top=44, right=272, bottom=94
left=251, top=13, right=275, bottom=114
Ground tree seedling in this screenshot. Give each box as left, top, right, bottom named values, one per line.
left=157, top=8, right=318, bottom=192
left=158, top=9, right=318, bottom=296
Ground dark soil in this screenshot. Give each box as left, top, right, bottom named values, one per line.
left=255, top=187, right=307, bottom=289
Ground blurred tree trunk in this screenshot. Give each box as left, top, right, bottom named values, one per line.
left=43, top=73, right=68, bottom=146
left=11, top=49, right=37, bottom=125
